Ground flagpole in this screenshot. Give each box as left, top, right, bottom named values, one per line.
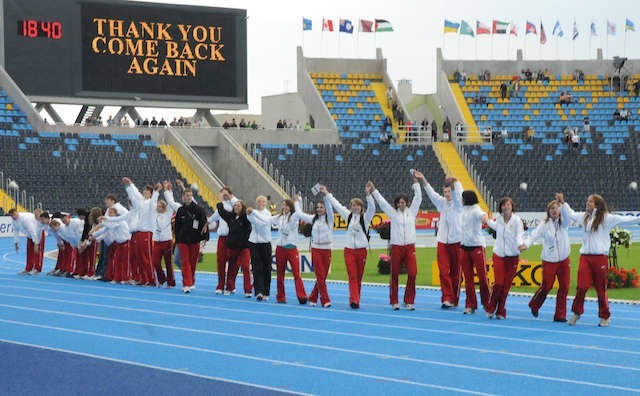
left=624, top=29, right=627, bottom=57
left=339, top=24, right=342, bottom=58
left=475, top=35, right=478, bottom=60
left=457, top=31, right=461, bottom=59
left=356, top=20, right=360, bottom=58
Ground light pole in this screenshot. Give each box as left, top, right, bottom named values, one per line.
left=630, top=181, right=638, bottom=211
left=520, top=182, right=528, bottom=211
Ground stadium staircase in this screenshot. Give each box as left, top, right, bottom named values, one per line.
left=434, top=142, right=489, bottom=211
left=454, top=73, right=640, bottom=210
left=370, top=82, right=400, bottom=139
left=159, top=144, right=219, bottom=207
left=450, top=83, right=481, bottom=142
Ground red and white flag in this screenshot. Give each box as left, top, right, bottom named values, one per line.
left=323, top=18, right=334, bottom=32
left=360, top=19, right=373, bottom=33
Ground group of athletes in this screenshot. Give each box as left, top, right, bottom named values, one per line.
left=9, top=169, right=639, bottom=327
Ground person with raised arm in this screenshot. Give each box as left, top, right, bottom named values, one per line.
left=173, top=186, right=208, bottom=293
left=249, top=198, right=308, bottom=304
left=519, top=198, right=571, bottom=322
left=559, top=193, right=640, bottom=327
left=421, top=176, right=464, bottom=309
left=485, top=197, right=524, bottom=320
left=294, top=187, right=334, bottom=308
left=208, top=186, right=240, bottom=294
left=326, top=185, right=376, bottom=309
left=246, top=196, right=274, bottom=301
left=459, top=191, right=490, bottom=315
left=369, top=170, right=423, bottom=311
left=152, top=183, right=176, bottom=288
left=216, top=199, right=253, bottom=297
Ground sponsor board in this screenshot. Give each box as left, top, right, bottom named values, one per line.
left=432, top=259, right=559, bottom=288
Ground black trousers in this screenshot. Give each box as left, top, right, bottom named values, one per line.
left=250, top=242, right=272, bottom=296
left=95, top=241, right=110, bottom=278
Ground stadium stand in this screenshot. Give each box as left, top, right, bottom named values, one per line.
left=0, top=89, right=214, bottom=214
left=250, top=143, right=445, bottom=210
left=454, top=74, right=640, bottom=210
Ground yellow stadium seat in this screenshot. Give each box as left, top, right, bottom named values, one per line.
left=347, top=108, right=354, bottom=115
left=332, top=114, right=338, bottom=120
left=374, top=114, right=380, bottom=121
left=502, top=109, right=508, bottom=116
left=561, top=115, right=567, bottom=121
left=570, top=109, right=576, bottom=115
left=533, top=109, right=539, bottom=116
left=357, top=102, right=363, bottom=109
left=487, top=104, right=493, bottom=109
left=481, top=115, right=487, bottom=121
left=524, top=115, right=530, bottom=121
left=327, top=102, right=333, bottom=108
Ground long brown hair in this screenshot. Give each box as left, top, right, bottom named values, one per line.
left=584, top=194, right=608, bottom=232
left=282, top=199, right=295, bottom=220
left=544, top=200, right=561, bottom=226
left=88, top=207, right=103, bottom=226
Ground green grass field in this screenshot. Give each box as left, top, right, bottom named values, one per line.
left=199, top=244, right=640, bottom=301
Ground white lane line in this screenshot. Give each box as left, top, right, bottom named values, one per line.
left=2, top=291, right=640, bottom=367
left=3, top=280, right=638, bottom=343
left=0, top=318, right=495, bottom=396
left=0, top=338, right=309, bottom=395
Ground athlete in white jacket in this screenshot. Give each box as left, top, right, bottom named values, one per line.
left=9, top=209, right=41, bottom=275
left=246, top=195, right=274, bottom=301
left=327, top=189, right=375, bottom=309
left=520, top=198, right=571, bottom=322
left=370, top=170, right=423, bottom=310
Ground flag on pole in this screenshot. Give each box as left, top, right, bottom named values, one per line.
left=526, top=21, right=537, bottom=35
left=492, top=20, right=509, bottom=34
left=626, top=19, right=635, bottom=32
left=460, top=20, right=474, bottom=36
left=339, top=19, right=354, bottom=34
left=444, top=20, right=460, bottom=33
left=509, top=22, right=518, bottom=36
left=590, top=21, right=597, bottom=36
left=302, top=18, right=312, bottom=31
left=476, top=20, right=491, bottom=35
left=552, top=20, right=564, bottom=37
left=360, top=19, right=373, bottom=33
left=375, top=19, right=393, bottom=32
left=572, top=21, right=579, bottom=40
left=540, top=22, right=547, bottom=44
left=607, top=20, right=616, bottom=35
left=323, top=18, right=334, bottom=32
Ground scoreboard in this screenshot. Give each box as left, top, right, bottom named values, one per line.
left=0, top=0, right=247, bottom=108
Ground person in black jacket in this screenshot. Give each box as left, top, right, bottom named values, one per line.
left=216, top=200, right=253, bottom=297
left=175, top=188, right=208, bottom=293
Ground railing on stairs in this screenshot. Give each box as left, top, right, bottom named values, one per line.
left=0, top=171, right=41, bottom=212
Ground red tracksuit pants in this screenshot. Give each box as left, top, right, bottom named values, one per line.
left=344, top=247, right=367, bottom=305
left=487, top=254, right=519, bottom=318
left=460, top=247, right=489, bottom=310
left=75, top=243, right=98, bottom=277
left=216, top=236, right=229, bottom=291
left=309, top=248, right=332, bottom=306
left=437, top=242, right=462, bottom=305
left=24, top=238, right=39, bottom=272
left=59, top=242, right=77, bottom=274
left=529, top=258, right=570, bottom=321
left=572, top=254, right=610, bottom=319
left=130, top=231, right=155, bottom=285
left=275, top=246, right=307, bottom=303
left=152, top=240, right=175, bottom=286
left=178, top=242, right=200, bottom=288
left=106, top=241, right=130, bottom=282
left=226, top=247, right=252, bottom=294
left=390, top=244, right=417, bottom=305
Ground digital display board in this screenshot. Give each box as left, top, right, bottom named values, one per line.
left=0, top=0, right=247, bottom=107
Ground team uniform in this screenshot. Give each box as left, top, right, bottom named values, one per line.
left=216, top=203, right=252, bottom=296
left=124, top=184, right=157, bottom=285
left=12, top=212, right=41, bottom=274
left=75, top=217, right=98, bottom=279
left=174, top=199, right=207, bottom=292
left=562, top=202, right=640, bottom=325
left=459, top=204, right=489, bottom=313
left=372, top=183, right=422, bottom=309
left=424, top=181, right=463, bottom=307
left=326, top=193, right=375, bottom=308
left=152, top=191, right=177, bottom=287
left=208, top=196, right=239, bottom=293
left=247, top=208, right=274, bottom=299
left=93, top=215, right=131, bottom=283
left=295, top=196, right=334, bottom=307
left=523, top=206, right=571, bottom=321
left=56, top=217, right=84, bottom=276
left=486, top=214, right=525, bottom=319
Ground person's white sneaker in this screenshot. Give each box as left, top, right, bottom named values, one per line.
left=391, top=304, right=400, bottom=311
left=486, top=312, right=495, bottom=319
left=110, top=280, right=116, bottom=284
left=245, top=293, right=252, bottom=298
left=463, top=308, right=475, bottom=314
left=567, top=314, right=581, bottom=326
left=309, top=302, right=317, bottom=307
left=598, top=318, right=610, bottom=327
left=81, top=275, right=91, bottom=280
left=323, top=302, right=332, bottom=308
left=29, top=269, right=39, bottom=275
left=73, top=275, right=81, bottom=279
left=18, top=270, right=29, bottom=275
left=223, top=290, right=231, bottom=296
left=215, top=289, right=223, bottom=295
left=183, top=287, right=191, bottom=293
left=256, top=293, right=264, bottom=301
left=495, top=315, right=505, bottom=320
left=189, top=285, right=196, bottom=291
left=404, top=304, right=415, bottom=311
left=262, top=296, right=269, bottom=301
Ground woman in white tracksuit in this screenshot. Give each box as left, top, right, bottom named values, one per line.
left=560, top=193, right=640, bottom=327
left=520, top=198, right=571, bottom=322
left=294, top=188, right=334, bottom=307
left=326, top=187, right=375, bottom=309
left=370, top=171, right=423, bottom=311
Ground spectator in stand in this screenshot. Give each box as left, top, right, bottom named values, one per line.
left=170, top=118, right=178, bottom=127
left=222, top=120, right=230, bottom=129
left=484, top=70, right=491, bottom=81
left=142, top=118, right=150, bottom=127
left=251, top=120, right=258, bottom=129
left=303, top=121, right=311, bottom=131
left=276, top=120, right=283, bottom=129
left=525, top=68, right=533, bottom=82
left=178, top=117, right=185, bottom=127
left=158, top=118, right=167, bottom=127
left=384, top=116, right=392, bottom=132
left=620, top=108, right=629, bottom=121
left=230, top=118, right=238, bottom=128
left=500, top=82, right=508, bottom=99
left=442, top=118, right=451, bottom=141
left=583, top=116, right=590, bottom=133
left=571, top=128, right=580, bottom=151
left=507, top=81, right=514, bottom=99
left=559, top=91, right=573, bottom=106
left=453, top=70, right=461, bottom=83
left=431, top=120, right=438, bottom=140
left=634, top=80, right=640, bottom=97
left=478, top=71, right=485, bottom=81
left=513, top=80, right=520, bottom=99
left=379, top=130, right=390, bottom=144
left=106, top=115, right=114, bottom=126
left=520, top=70, right=527, bottom=81
left=460, top=71, right=467, bottom=82
left=613, top=109, right=620, bottom=121
left=150, top=116, right=158, bottom=127
left=386, top=86, right=393, bottom=107
left=455, top=122, right=463, bottom=142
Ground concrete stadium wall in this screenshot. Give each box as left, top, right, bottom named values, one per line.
left=226, top=128, right=339, bottom=146
left=261, top=92, right=308, bottom=129
left=0, top=66, right=43, bottom=128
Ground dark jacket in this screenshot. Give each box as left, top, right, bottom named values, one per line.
left=216, top=202, right=251, bottom=250
left=175, top=202, right=207, bottom=244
